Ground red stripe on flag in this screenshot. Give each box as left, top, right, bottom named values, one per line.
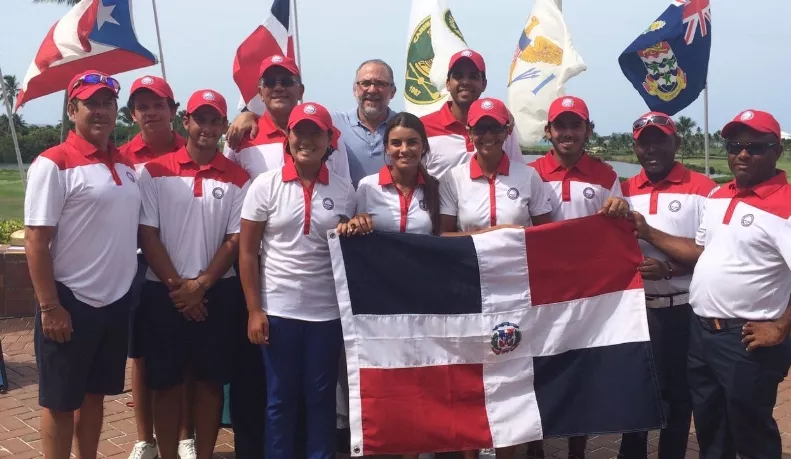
left=232, top=25, right=284, bottom=105
left=524, top=215, right=643, bottom=306
left=360, top=364, right=492, bottom=455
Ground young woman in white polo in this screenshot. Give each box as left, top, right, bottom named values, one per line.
left=239, top=102, right=356, bottom=459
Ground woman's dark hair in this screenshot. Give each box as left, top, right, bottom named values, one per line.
left=384, top=112, right=441, bottom=235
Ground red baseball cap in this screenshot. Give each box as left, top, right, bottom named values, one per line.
left=548, top=96, right=589, bottom=122
left=722, top=109, right=781, bottom=141
left=448, top=49, right=486, bottom=73
left=468, top=98, right=509, bottom=127
left=259, top=55, right=300, bottom=78
left=632, top=111, right=677, bottom=139
left=186, top=89, right=227, bottom=118
left=129, top=75, right=174, bottom=101
left=288, top=102, right=339, bottom=142
left=67, top=70, right=120, bottom=101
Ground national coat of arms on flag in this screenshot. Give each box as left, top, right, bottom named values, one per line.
left=618, top=0, right=712, bottom=116
left=329, top=216, right=663, bottom=456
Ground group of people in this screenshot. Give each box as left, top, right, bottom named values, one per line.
left=21, top=46, right=791, bottom=459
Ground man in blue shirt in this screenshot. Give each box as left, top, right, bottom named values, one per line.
left=225, top=59, right=398, bottom=186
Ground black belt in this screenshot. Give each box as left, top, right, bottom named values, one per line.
left=696, top=315, right=747, bottom=332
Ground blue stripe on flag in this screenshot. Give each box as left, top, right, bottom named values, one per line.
left=339, top=232, right=483, bottom=316
left=270, top=0, right=290, bottom=30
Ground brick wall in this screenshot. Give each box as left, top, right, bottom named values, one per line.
left=0, top=247, right=37, bottom=318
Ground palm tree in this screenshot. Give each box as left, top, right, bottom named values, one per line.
left=2, top=75, right=19, bottom=110
left=117, top=106, right=134, bottom=127
left=675, top=116, right=697, bottom=163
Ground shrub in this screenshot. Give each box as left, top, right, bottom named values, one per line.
left=0, top=219, right=23, bottom=244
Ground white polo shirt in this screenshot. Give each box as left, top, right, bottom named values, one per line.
left=439, top=154, right=552, bottom=232
left=622, top=163, right=716, bottom=297
left=530, top=151, right=623, bottom=221
left=690, top=173, right=791, bottom=321
left=226, top=111, right=352, bottom=183
left=139, top=147, right=250, bottom=281
left=355, top=166, right=432, bottom=235
left=24, top=131, right=141, bottom=307
left=241, top=157, right=356, bottom=321
left=120, top=132, right=186, bottom=174
left=420, top=102, right=523, bottom=179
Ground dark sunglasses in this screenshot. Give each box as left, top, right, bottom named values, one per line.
left=725, top=141, right=779, bottom=156
left=260, top=77, right=299, bottom=89
left=632, top=114, right=673, bottom=131
left=73, top=73, right=121, bottom=94
left=356, top=80, right=392, bottom=90
left=471, top=124, right=509, bottom=135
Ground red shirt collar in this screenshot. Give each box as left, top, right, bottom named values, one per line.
left=281, top=154, right=330, bottom=185
left=544, top=150, right=595, bottom=175
left=636, top=162, right=685, bottom=188
left=438, top=102, right=463, bottom=129
left=377, top=165, right=426, bottom=186
left=126, top=131, right=186, bottom=155
left=727, top=171, right=788, bottom=199
left=174, top=146, right=226, bottom=171
left=259, top=111, right=286, bottom=138
left=470, top=154, right=510, bottom=179
left=66, top=131, right=119, bottom=158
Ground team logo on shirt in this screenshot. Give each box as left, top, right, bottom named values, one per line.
left=202, top=91, right=215, bottom=101
left=322, top=197, right=334, bottom=210
left=507, top=188, right=520, bottom=200
left=126, top=171, right=136, bottom=183
left=741, top=214, right=754, bottom=227
left=668, top=200, right=682, bottom=212
left=583, top=187, right=596, bottom=199
left=419, top=200, right=428, bottom=211
left=212, top=187, right=224, bottom=199
left=491, top=322, right=522, bottom=355
left=141, top=76, right=154, bottom=85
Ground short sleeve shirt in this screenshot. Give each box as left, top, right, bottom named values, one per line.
left=119, top=132, right=186, bottom=175
left=241, top=157, right=356, bottom=321
left=439, top=154, right=552, bottom=232
left=139, top=147, right=250, bottom=281
left=356, top=166, right=432, bottom=235
left=690, top=172, right=791, bottom=320
left=420, top=102, right=524, bottom=180
left=621, top=163, right=716, bottom=296
left=530, top=151, right=622, bottom=221
left=331, top=108, right=397, bottom=187
left=24, top=131, right=141, bottom=307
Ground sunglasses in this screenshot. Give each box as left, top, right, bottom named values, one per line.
left=725, top=141, right=779, bottom=156
left=632, top=114, right=674, bottom=131
left=471, top=124, right=509, bottom=135
left=72, top=73, right=121, bottom=94
left=356, top=80, right=392, bottom=90
left=260, top=77, right=299, bottom=89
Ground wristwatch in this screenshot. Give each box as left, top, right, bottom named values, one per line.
left=664, top=260, right=673, bottom=280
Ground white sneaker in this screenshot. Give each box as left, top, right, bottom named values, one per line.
left=128, top=441, right=158, bottom=459
left=178, top=439, right=197, bottom=459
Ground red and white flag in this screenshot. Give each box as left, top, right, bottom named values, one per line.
left=16, top=0, right=157, bottom=110
left=232, top=0, right=296, bottom=114
left=329, top=216, right=663, bottom=456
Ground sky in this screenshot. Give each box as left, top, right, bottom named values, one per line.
left=3, top=0, right=789, bottom=135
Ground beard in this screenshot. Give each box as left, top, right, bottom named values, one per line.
left=357, top=96, right=387, bottom=120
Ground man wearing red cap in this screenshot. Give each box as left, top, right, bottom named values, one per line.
left=138, top=89, right=250, bottom=459
left=25, top=70, right=140, bottom=459
left=620, top=112, right=715, bottom=459
left=421, top=49, right=524, bottom=180
left=119, top=75, right=195, bottom=459
left=633, top=110, right=791, bottom=459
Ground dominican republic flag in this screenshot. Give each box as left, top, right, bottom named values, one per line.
left=232, top=0, right=295, bottom=114
left=15, top=0, right=157, bottom=110
left=329, top=216, right=663, bottom=456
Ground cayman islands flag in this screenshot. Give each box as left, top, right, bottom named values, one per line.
left=506, top=0, right=586, bottom=148
left=618, top=0, right=712, bottom=116
left=16, top=0, right=157, bottom=110
left=403, top=0, right=468, bottom=117
left=329, top=216, right=663, bottom=456
left=232, top=0, right=295, bottom=115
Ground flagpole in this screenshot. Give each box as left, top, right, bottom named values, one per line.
left=0, top=61, right=27, bottom=188
left=151, top=0, right=168, bottom=80
left=703, top=83, right=710, bottom=177
left=59, top=92, right=68, bottom=142
left=292, top=0, right=302, bottom=73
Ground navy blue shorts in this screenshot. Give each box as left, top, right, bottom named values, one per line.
left=127, top=254, right=148, bottom=358
left=36, top=282, right=131, bottom=411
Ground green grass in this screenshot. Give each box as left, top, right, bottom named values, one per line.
left=607, top=153, right=791, bottom=178
left=0, top=169, right=26, bottom=220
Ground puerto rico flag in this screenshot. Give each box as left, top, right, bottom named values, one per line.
left=232, top=0, right=295, bottom=114
left=329, top=216, right=663, bottom=456
left=15, top=0, right=157, bottom=110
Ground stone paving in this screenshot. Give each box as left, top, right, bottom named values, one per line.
left=3, top=316, right=791, bottom=458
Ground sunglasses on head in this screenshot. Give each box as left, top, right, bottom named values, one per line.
left=632, top=114, right=673, bottom=131
left=471, top=123, right=509, bottom=135
left=260, top=76, right=299, bottom=89
left=73, top=73, right=121, bottom=94
left=725, top=141, right=779, bottom=156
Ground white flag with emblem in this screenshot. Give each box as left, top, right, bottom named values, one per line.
left=506, top=0, right=586, bottom=147
left=403, top=0, right=468, bottom=117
